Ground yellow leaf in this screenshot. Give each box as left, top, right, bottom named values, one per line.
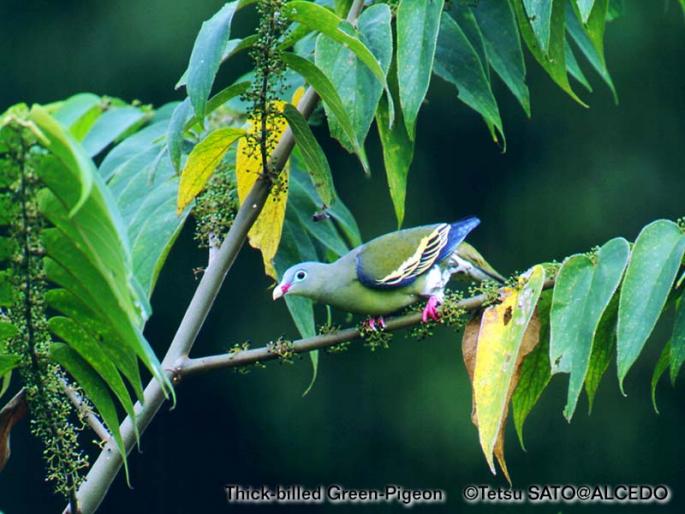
left=468, top=265, right=545, bottom=479
left=236, top=87, right=304, bottom=278
left=177, top=127, right=245, bottom=214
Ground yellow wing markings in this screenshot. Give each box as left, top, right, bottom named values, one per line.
left=375, top=224, right=450, bottom=286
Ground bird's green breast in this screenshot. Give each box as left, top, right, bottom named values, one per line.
left=310, top=253, right=427, bottom=315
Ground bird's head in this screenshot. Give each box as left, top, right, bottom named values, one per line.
left=272, top=261, right=328, bottom=301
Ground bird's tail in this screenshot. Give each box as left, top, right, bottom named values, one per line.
left=448, top=242, right=506, bottom=284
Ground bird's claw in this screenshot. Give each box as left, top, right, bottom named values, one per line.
left=363, top=316, right=386, bottom=331
left=421, top=296, right=441, bottom=323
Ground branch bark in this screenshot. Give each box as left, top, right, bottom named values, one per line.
left=66, top=1, right=365, bottom=513
left=177, top=279, right=555, bottom=379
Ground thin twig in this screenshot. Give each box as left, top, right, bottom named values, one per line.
left=67, top=2, right=366, bottom=512
left=177, top=279, right=556, bottom=379
left=62, top=381, right=110, bottom=444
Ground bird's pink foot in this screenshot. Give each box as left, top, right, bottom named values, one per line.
left=363, top=316, right=386, bottom=331
left=421, top=296, right=441, bottom=323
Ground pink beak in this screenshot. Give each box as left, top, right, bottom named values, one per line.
left=272, top=282, right=291, bottom=300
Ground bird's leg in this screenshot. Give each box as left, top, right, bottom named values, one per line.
left=364, top=317, right=377, bottom=331
left=362, top=316, right=386, bottom=331
left=421, top=296, right=441, bottom=323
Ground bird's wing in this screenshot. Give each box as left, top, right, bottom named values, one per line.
left=355, top=224, right=451, bottom=289
left=355, top=217, right=481, bottom=290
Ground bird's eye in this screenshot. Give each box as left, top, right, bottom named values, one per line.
left=295, top=270, right=307, bottom=281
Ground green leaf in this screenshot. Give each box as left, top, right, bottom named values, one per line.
left=274, top=209, right=318, bottom=395
left=512, top=0, right=586, bottom=106
left=52, top=93, right=103, bottom=140
left=48, top=316, right=139, bottom=441
left=185, top=81, right=251, bottom=131
left=566, top=0, right=617, bottom=103
left=651, top=341, right=670, bottom=414
left=575, top=0, right=596, bottom=22
left=617, top=220, right=685, bottom=390
left=82, top=106, right=146, bottom=157
left=565, top=39, right=593, bottom=92
left=522, top=0, right=554, bottom=53
left=669, top=292, right=685, bottom=384
left=375, top=74, right=413, bottom=228
left=45, top=288, right=145, bottom=403
left=176, top=34, right=256, bottom=89
left=549, top=238, right=629, bottom=420
left=50, top=342, right=131, bottom=483
left=177, top=127, right=245, bottom=213
left=29, top=105, right=94, bottom=215
left=288, top=167, right=348, bottom=258
left=281, top=52, right=369, bottom=173
left=100, top=121, right=167, bottom=181
left=314, top=4, right=393, bottom=154
left=0, top=355, right=20, bottom=377
left=282, top=104, right=335, bottom=207
left=0, top=271, right=14, bottom=307
left=0, top=321, right=17, bottom=342
left=434, top=12, right=504, bottom=143
left=473, top=0, right=530, bottom=116
left=396, top=0, right=444, bottom=139
left=284, top=1, right=390, bottom=95
left=167, top=99, right=194, bottom=171
left=512, top=290, right=552, bottom=450
left=186, top=2, right=239, bottom=121
left=584, top=295, right=618, bottom=413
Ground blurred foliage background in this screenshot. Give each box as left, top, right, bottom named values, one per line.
left=1, top=1, right=684, bottom=513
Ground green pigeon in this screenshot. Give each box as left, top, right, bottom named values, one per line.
left=273, top=217, right=504, bottom=325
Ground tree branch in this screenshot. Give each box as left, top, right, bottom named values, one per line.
left=67, top=1, right=365, bottom=512
left=62, top=381, right=110, bottom=444
left=177, top=279, right=555, bottom=379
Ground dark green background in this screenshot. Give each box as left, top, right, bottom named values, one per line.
left=1, top=1, right=684, bottom=513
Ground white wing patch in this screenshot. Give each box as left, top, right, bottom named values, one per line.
left=375, top=224, right=450, bottom=286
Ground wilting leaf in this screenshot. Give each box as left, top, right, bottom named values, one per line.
left=185, top=2, right=239, bottom=120
left=281, top=104, right=335, bottom=207
left=467, top=265, right=545, bottom=478
left=396, top=0, right=444, bottom=139
left=0, top=389, right=27, bottom=473
left=314, top=4, right=392, bottom=154
left=473, top=0, right=530, bottom=116
left=236, top=100, right=291, bottom=278
left=512, top=290, right=552, bottom=449
left=549, top=237, right=629, bottom=420
left=177, top=127, right=245, bottom=213
left=617, top=220, right=685, bottom=391
left=434, top=12, right=503, bottom=143
left=512, top=0, right=586, bottom=106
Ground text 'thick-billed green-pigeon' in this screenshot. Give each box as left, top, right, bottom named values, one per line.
left=273, top=217, right=504, bottom=325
